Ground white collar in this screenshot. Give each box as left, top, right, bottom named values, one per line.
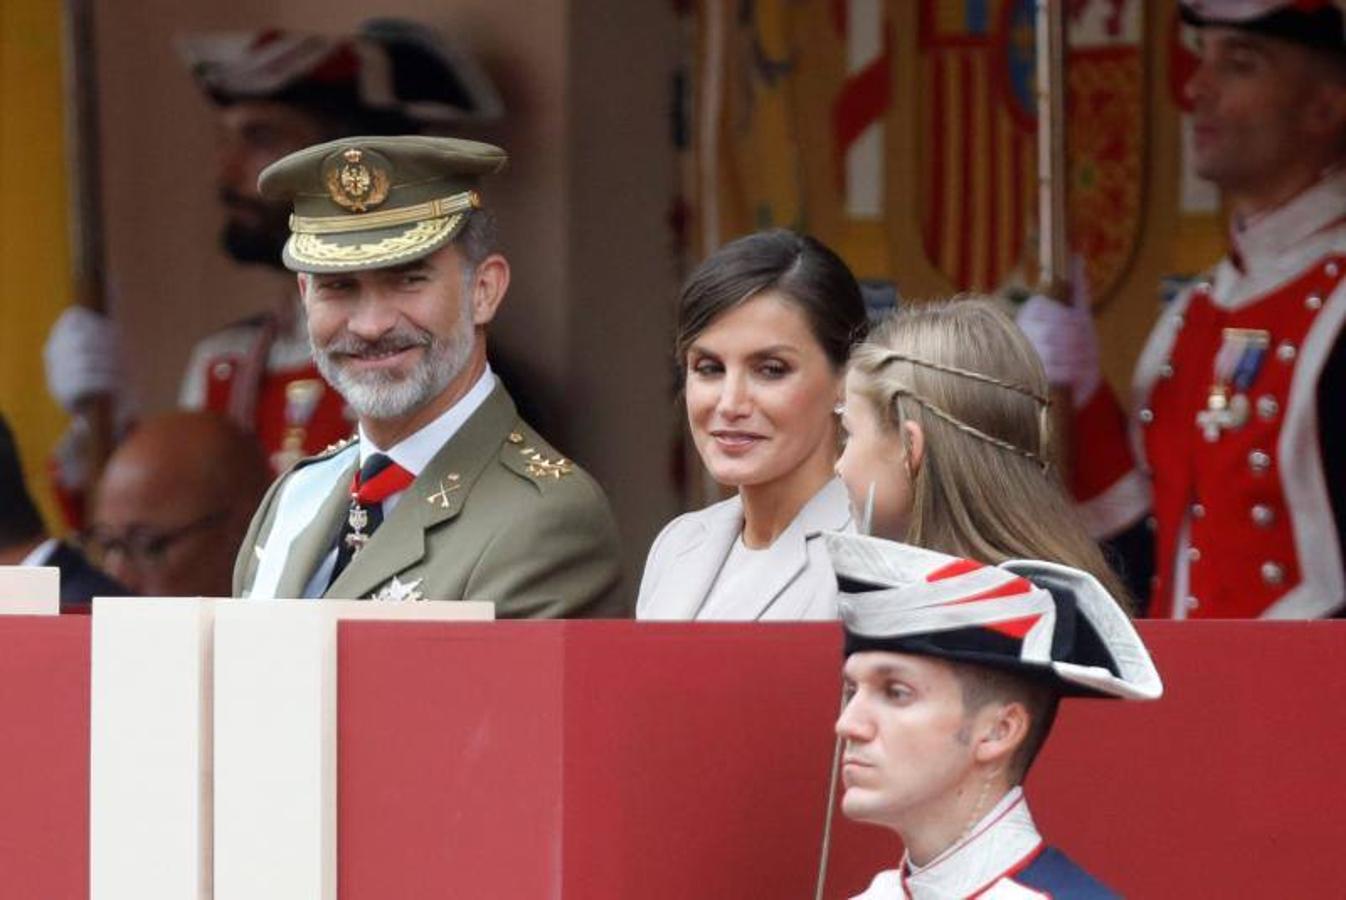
left=358, top=364, right=496, bottom=476
left=899, top=788, right=1044, bottom=899
left=1229, top=169, right=1346, bottom=277
left=18, top=537, right=58, bottom=567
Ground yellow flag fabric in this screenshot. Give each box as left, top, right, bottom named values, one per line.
left=0, top=0, right=73, bottom=530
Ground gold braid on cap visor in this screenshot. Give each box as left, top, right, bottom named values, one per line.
left=289, top=189, right=481, bottom=235
left=289, top=215, right=463, bottom=268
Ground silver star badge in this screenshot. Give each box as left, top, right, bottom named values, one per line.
left=371, top=576, right=425, bottom=602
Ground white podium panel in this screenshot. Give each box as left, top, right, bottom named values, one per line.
left=213, top=600, right=492, bottom=900
left=90, top=598, right=217, bottom=900
left=0, top=566, right=59, bottom=615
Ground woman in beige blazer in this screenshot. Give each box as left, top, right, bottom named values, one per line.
left=637, top=230, right=868, bottom=620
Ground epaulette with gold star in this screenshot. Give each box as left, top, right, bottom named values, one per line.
left=500, top=427, right=574, bottom=489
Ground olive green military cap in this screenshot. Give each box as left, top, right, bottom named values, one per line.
left=257, top=135, right=508, bottom=273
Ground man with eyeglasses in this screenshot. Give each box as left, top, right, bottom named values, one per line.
left=87, top=412, right=271, bottom=597
left=0, top=413, right=129, bottom=609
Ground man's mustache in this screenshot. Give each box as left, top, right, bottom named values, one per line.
left=322, top=328, right=434, bottom=358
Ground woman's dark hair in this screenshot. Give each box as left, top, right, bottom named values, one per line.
left=675, top=229, right=868, bottom=376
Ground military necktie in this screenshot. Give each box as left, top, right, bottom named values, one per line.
left=327, top=453, right=415, bottom=588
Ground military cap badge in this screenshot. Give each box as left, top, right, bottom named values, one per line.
left=323, top=147, right=390, bottom=212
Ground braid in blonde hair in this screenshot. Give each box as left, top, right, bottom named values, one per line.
left=874, top=351, right=1052, bottom=472
left=874, top=351, right=1049, bottom=405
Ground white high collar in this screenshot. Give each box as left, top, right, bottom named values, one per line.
left=1229, top=170, right=1346, bottom=278
left=898, top=788, right=1044, bottom=899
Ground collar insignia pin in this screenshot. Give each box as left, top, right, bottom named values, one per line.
left=426, top=473, right=462, bottom=509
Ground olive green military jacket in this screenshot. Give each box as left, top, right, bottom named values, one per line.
left=232, top=384, right=624, bottom=618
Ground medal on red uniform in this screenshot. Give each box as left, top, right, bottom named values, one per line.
left=1196, top=328, right=1270, bottom=441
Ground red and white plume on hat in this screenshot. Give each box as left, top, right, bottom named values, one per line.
left=826, top=533, right=1163, bottom=701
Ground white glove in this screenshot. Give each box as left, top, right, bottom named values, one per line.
left=43, top=306, right=123, bottom=412
left=1015, top=257, right=1101, bottom=409
left=50, top=415, right=94, bottom=495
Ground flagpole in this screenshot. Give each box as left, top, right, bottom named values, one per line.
left=1035, top=0, right=1073, bottom=476
left=61, top=0, right=115, bottom=506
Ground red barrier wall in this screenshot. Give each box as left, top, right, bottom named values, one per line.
left=338, top=622, right=844, bottom=898
left=0, top=616, right=90, bottom=900
left=1, top=618, right=1343, bottom=898
left=338, top=621, right=1346, bottom=899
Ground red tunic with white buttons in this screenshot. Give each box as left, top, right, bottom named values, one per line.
left=1130, top=173, right=1346, bottom=619
left=179, top=302, right=353, bottom=474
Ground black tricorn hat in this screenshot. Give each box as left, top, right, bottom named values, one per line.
left=827, top=533, right=1164, bottom=701
left=1179, top=1, right=1346, bottom=54
left=177, top=19, right=505, bottom=133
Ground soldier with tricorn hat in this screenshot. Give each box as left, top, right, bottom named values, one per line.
left=825, top=532, right=1163, bottom=898
left=233, top=135, right=622, bottom=616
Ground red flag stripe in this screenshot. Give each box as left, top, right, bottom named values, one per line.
left=832, top=31, right=893, bottom=189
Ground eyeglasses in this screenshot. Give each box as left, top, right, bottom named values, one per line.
left=81, top=510, right=229, bottom=569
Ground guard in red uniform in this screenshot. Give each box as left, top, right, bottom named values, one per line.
left=1020, top=0, right=1346, bottom=618
left=44, top=21, right=503, bottom=487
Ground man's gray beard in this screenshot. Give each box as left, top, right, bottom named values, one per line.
left=313, top=315, right=475, bottom=421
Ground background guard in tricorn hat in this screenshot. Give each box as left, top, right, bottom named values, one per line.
left=1016, top=0, right=1346, bottom=620
left=818, top=533, right=1162, bottom=899
left=42, top=20, right=505, bottom=521
left=231, top=135, right=622, bottom=618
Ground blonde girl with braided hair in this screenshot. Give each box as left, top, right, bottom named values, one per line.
left=836, top=297, right=1131, bottom=605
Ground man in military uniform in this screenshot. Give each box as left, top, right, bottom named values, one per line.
left=1020, top=0, right=1346, bottom=618
left=45, top=21, right=504, bottom=484
left=825, top=532, right=1162, bottom=898
left=232, top=136, right=623, bottom=617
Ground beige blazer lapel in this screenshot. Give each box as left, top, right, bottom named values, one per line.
left=326, top=384, right=517, bottom=601
left=653, top=497, right=743, bottom=619
left=735, top=478, right=853, bottom=620
left=273, top=458, right=356, bottom=599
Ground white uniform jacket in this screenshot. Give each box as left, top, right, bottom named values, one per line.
left=635, top=477, right=852, bottom=621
